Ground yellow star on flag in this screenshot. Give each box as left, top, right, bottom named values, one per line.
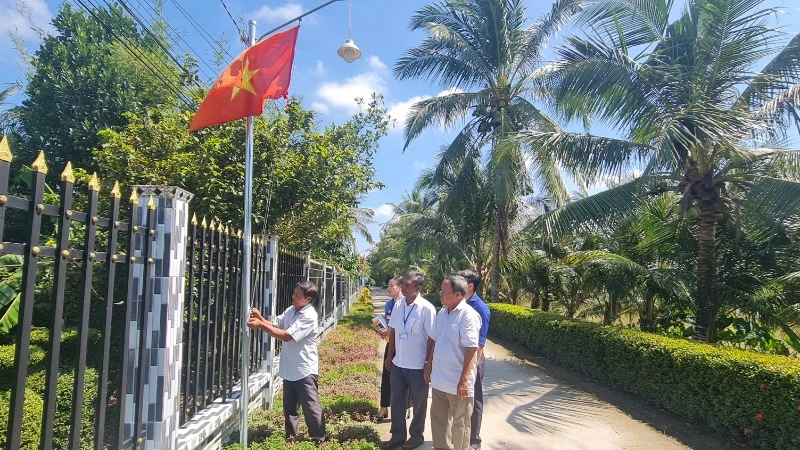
left=231, top=58, right=261, bottom=101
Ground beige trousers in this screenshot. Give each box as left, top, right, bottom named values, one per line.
left=430, top=388, right=474, bottom=450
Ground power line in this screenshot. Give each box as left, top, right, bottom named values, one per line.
left=74, top=0, right=197, bottom=110
left=93, top=0, right=197, bottom=107
left=169, top=0, right=236, bottom=60
left=115, top=0, right=207, bottom=91
left=129, top=0, right=218, bottom=81
left=218, top=0, right=242, bottom=39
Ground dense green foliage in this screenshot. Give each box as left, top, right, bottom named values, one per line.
left=16, top=3, right=184, bottom=174
left=489, top=303, right=800, bottom=449
left=372, top=0, right=800, bottom=352
left=0, top=328, right=101, bottom=449
left=96, top=94, right=389, bottom=256
left=394, top=0, right=582, bottom=302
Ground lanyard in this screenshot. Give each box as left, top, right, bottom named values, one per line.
left=403, top=303, right=417, bottom=331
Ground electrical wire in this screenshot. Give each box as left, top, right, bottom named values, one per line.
left=74, top=0, right=197, bottom=110
left=115, top=0, right=207, bottom=91
left=218, top=0, right=242, bottom=39
left=93, top=0, right=197, bottom=106
left=169, top=0, right=236, bottom=58
left=129, top=0, right=218, bottom=81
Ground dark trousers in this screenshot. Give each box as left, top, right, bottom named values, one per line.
left=470, top=355, right=485, bottom=446
left=380, top=344, right=392, bottom=407
left=283, top=375, right=326, bottom=440
left=389, top=364, right=429, bottom=443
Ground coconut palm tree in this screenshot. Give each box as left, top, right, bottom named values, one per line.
left=395, top=0, right=583, bottom=301
left=523, top=0, right=800, bottom=341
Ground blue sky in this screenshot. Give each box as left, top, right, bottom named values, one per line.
left=1, top=0, right=799, bottom=254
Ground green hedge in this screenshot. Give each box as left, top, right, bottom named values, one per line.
left=489, top=303, right=800, bottom=449
left=0, top=333, right=100, bottom=449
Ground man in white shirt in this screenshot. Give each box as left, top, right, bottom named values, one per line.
left=383, top=271, right=437, bottom=450
left=247, top=281, right=325, bottom=443
left=424, top=275, right=481, bottom=450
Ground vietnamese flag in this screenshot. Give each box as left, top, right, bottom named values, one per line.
left=189, top=26, right=300, bottom=132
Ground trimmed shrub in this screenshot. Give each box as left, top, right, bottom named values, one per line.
left=489, top=303, right=800, bottom=449
left=356, top=288, right=371, bottom=304
left=0, top=340, right=99, bottom=449
left=0, top=388, right=43, bottom=450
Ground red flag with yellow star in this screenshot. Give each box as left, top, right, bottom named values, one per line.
left=189, top=26, right=299, bottom=132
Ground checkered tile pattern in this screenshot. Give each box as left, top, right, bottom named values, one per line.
left=124, top=186, right=193, bottom=450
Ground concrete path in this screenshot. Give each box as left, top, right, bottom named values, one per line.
left=370, top=288, right=738, bottom=450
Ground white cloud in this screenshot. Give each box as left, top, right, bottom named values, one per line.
left=387, top=95, right=430, bottom=131
left=250, top=3, right=303, bottom=23
left=311, top=101, right=329, bottom=114
left=316, top=72, right=387, bottom=113
left=412, top=160, right=427, bottom=170
left=372, top=203, right=395, bottom=221
left=314, top=60, right=326, bottom=77
left=0, top=0, right=53, bottom=64
left=437, top=87, right=463, bottom=96
left=368, top=55, right=387, bottom=72
left=385, top=89, right=461, bottom=132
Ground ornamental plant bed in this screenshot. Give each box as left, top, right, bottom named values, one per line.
left=489, top=303, right=800, bottom=450
left=228, top=297, right=382, bottom=449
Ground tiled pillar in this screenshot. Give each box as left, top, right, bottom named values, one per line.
left=264, top=238, right=279, bottom=407
left=126, top=185, right=193, bottom=450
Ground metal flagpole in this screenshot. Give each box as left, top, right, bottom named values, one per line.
left=240, top=18, right=257, bottom=449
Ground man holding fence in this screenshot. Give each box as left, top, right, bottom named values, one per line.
left=247, top=280, right=326, bottom=443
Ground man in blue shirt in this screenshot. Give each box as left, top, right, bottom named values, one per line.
left=457, top=270, right=490, bottom=450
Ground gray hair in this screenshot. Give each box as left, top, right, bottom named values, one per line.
left=445, top=275, right=468, bottom=296
left=404, top=271, right=425, bottom=289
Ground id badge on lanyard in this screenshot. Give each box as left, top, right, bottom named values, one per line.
left=400, top=303, right=417, bottom=340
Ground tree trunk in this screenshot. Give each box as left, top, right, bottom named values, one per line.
left=603, top=295, right=614, bottom=325
left=531, top=291, right=540, bottom=309
left=476, top=256, right=485, bottom=298
left=491, top=215, right=501, bottom=303
left=542, top=286, right=550, bottom=311
left=693, top=198, right=717, bottom=342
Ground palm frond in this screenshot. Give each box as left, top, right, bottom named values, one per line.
left=577, top=0, right=673, bottom=48
left=402, top=91, right=488, bottom=150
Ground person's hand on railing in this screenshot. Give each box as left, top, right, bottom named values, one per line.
left=250, top=307, right=265, bottom=321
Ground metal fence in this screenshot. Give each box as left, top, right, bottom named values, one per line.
left=0, top=147, right=360, bottom=450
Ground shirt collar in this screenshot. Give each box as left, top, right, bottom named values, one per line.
left=466, top=293, right=482, bottom=304
left=447, top=299, right=468, bottom=314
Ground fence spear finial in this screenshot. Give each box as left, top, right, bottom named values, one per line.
left=0, top=135, right=13, bottom=163
left=61, top=162, right=75, bottom=183
left=147, top=194, right=156, bottom=210
left=88, top=172, right=100, bottom=192
left=201, top=216, right=207, bottom=228
left=191, top=213, right=198, bottom=225
left=129, top=188, right=139, bottom=204
left=31, top=150, right=48, bottom=174
left=111, top=181, right=121, bottom=199
left=209, top=219, right=216, bottom=230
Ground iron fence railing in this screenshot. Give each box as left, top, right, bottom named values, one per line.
left=0, top=147, right=359, bottom=450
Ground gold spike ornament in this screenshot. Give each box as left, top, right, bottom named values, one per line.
left=61, top=162, right=75, bottom=183
left=129, top=188, right=140, bottom=205
left=0, top=136, right=12, bottom=163
left=31, top=151, right=48, bottom=174
left=88, top=172, right=100, bottom=192
left=111, top=181, right=121, bottom=199
left=147, top=195, right=156, bottom=210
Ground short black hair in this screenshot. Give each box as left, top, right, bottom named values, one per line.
left=403, top=271, right=424, bottom=289
left=457, top=270, right=480, bottom=291
left=295, top=281, right=319, bottom=303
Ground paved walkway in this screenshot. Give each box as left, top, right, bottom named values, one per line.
left=370, top=288, right=739, bottom=450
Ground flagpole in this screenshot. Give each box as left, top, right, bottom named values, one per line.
left=240, top=18, right=257, bottom=449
